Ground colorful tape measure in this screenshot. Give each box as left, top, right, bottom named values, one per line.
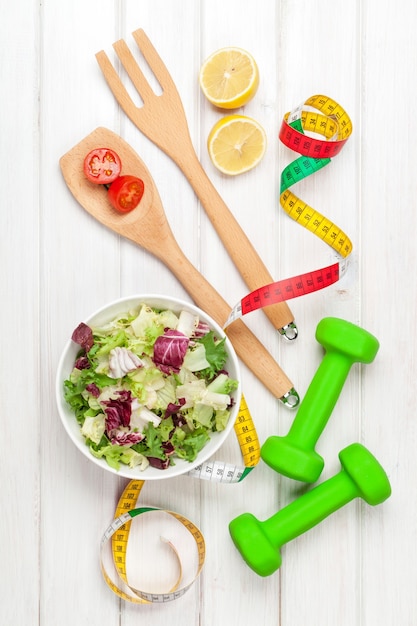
left=225, top=95, right=352, bottom=328
left=100, top=479, right=205, bottom=603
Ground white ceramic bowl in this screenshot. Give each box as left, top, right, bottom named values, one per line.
left=56, top=294, right=241, bottom=480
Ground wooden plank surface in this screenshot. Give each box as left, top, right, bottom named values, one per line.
left=1, top=0, right=415, bottom=623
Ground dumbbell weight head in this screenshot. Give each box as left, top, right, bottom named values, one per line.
left=339, top=442, right=392, bottom=505
left=229, top=512, right=283, bottom=576
left=261, top=436, right=325, bottom=483
left=315, top=317, right=380, bottom=365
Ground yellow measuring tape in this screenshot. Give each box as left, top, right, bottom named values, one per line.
left=188, top=394, right=260, bottom=483
left=100, top=479, right=205, bottom=603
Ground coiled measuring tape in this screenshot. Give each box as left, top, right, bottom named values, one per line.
left=101, top=479, right=205, bottom=603
left=225, top=95, right=353, bottom=327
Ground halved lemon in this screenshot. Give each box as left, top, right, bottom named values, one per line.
left=207, top=115, right=267, bottom=175
left=199, top=47, right=259, bottom=109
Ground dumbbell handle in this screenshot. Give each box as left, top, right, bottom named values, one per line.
left=263, top=469, right=357, bottom=546
left=286, top=352, right=353, bottom=448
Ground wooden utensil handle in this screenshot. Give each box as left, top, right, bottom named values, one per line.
left=161, top=240, right=294, bottom=400
left=177, top=151, right=295, bottom=331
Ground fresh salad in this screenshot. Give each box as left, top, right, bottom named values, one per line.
left=63, top=303, right=239, bottom=471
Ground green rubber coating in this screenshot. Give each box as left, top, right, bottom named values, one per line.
left=229, top=512, right=282, bottom=577
left=229, top=443, right=391, bottom=577
left=261, top=318, right=380, bottom=482
left=260, top=437, right=324, bottom=483
left=338, top=443, right=392, bottom=505
left=315, top=317, right=380, bottom=363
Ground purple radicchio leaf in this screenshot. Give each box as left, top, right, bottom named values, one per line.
left=102, top=390, right=133, bottom=432
left=74, top=355, right=90, bottom=370
left=193, top=320, right=211, bottom=338
left=153, top=329, right=189, bottom=373
left=172, top=413, right=187, bottom=429
left=71, top=322, right=94, bottom=352
left=148, top=456, right=171, bottom=470
left=110, top=430, right=145, bottom=446
left=164, top=398, right=186, bottom=419
left=162, top=441, right=175, bottom=456
left=86, top=383, right=100, bottom=397
left=164, top=398, right=187, bottom=429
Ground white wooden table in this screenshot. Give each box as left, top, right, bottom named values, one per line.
left=2, top=0, right=416, bottom=623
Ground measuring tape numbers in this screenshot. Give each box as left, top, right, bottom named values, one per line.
left=187, top=394, right=260, bottom=483
left=101, top=479, right=205, bottom=603
left=225, top=95, right=353, bottom=328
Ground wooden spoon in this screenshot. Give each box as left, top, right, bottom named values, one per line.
left=59, top=127, right=297, bottom=403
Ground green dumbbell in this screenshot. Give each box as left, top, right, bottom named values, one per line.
left=229, top=443, right=391, bottom=577
left=261, top=317, right=380, bottom=482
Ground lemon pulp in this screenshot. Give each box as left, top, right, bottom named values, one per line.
left=207, top=115, right=267, bottom=175
left=199, top=47, right=259, bottom=109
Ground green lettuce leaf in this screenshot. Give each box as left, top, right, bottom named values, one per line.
left=173, top=428, right=210, bottom=461
left=195, top=332, right=228, bottom=379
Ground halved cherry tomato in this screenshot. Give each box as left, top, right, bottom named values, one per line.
left=107, top=175, right=145, bottom=213
left=83, top=148, right=122, bottom=185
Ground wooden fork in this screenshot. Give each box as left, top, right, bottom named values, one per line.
left=95, top=28, right=298, bottom=340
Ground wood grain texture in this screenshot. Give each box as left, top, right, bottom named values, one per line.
left=96, top=27, right=295, bottom=331
left=59, top=127, right=294, bottom=396
left=1, top=0, right=415, bottom=623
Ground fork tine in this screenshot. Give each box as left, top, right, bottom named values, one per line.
left=132, top=28, right=177, bottom=94
left=112, top=39, right=155, bottom=104
left=95, top=50, right=139, bottom=115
